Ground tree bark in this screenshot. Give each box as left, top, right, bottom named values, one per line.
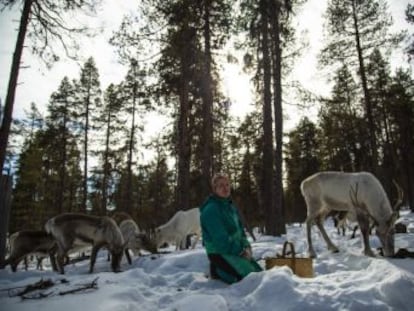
left=176, top=24, right=193, bottom=212
left=201, top=0, right=214, bottom=198
left=260, top=0, right=275, bottom=236
left=83, top=80, right=91, bottom=211
left=0, top=0, right=34, bottom=172
left=0, top=175, right=12, bottom=266
left=102, top=108, right=112, bottom=215
left=351, top=0, right=378, bottom=172
left=126, top=73, right=138, bottom=215
left=270, top=0, right=286, bottom=236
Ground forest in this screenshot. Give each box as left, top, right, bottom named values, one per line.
left=0, top=0, right=413, bottom=240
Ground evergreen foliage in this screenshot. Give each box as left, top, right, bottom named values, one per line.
left=4, top=0, right=414, bottom=236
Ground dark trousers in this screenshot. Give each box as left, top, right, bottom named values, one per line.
left=208, top=254, right=243, bottom=281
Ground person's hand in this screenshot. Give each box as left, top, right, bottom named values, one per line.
left=240, top=247, right=252, bottom=260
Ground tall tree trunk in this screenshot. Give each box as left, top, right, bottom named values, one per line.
left=351, top=0, right=378, bottom=172
left=58, top=111, right=68, bottom=214
left=177, top=75, right=191, bottom=211
left=102, top=112, right=111, bottom=215
left=126, top=83, right=137, bottom=215
left=260, top=0, right=275, bottom=235
left=83, top=87, right=90, bottom=211
left=201, top=0, right=214, bottom=198
left=0, top=0, right=33, bottom=172
left=0, top=175, right=12, bottom=266
left=270, top=0, right=286, bottom=236
left=176, top=25, right=192, bottom=212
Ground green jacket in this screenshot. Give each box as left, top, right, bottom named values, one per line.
left=200, top=195, right=262, bottom=283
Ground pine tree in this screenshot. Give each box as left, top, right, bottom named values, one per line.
left=0, top=0, right=101, bottom=175
left=405, top=4, right=414, bottom=59
left=10, top=135, right=44, bottom=232
left=198, top=0, right=233, bottom=198
left=92, top=83, right=125, bottom=215
left=118, top=59, right=150, bottom=215
left=318, top=64, right=368, bottom=171
left=46, top=76, right=78, bottom=213
left=320, top=0, right=404, bottom=172
left=11, top=120, right=82, bottom=231
left=285, top=117, right=321, bottom=223
left=111, top=0, right=233, bottom=214
left=365, top=49, right=396, bottom=186
left=236, top=0, right=300, bottom=235
left=73, top=57, right=101, bottom=211
left=388, top=69, right=414, bottom=211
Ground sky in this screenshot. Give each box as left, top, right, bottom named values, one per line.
left=1, top=209, right=414, bottom=310
left=0, top=0, right=412, bottom=134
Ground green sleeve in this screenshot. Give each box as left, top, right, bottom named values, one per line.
left=201, top=204, right=244, bottom=256
left=236, top=209, right=251, bottom=249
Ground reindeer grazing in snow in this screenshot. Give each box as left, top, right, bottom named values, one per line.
left=45, top=213, right=126, bottom=274
left=119, top=219, right=157, bottom=264
left=155, top=208, right=201, bottom=250
left=1, top=230, right=58, bottom=272
left=301, top=171, right=403, bottom=258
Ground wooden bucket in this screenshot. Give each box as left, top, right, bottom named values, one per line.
left=265, top=241, right=314, bottom=278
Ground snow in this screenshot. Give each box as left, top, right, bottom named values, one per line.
left=1, top=210, right=414, bottom=311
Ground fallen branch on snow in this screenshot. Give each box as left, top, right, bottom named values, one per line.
left=58, top=277, right=99, bottom=295
left=8, top=278, right=55, bottom=298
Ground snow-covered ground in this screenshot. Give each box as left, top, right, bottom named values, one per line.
left=1, top=209, right=414, bottom=311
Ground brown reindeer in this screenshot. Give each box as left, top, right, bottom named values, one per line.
left=119, top=219, right=157, bottom=264
left=45, top=213, right=126, bottom=274
left=1, top=230, right=57, bottom=272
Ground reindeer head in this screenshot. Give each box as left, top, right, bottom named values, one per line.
left=377, top=180, right=404, bottom=257
left=136, top=233, right=158, bottom=254
left=375, top=211, right=398, bottom=257
left=102, top=217, right=128, bottom=272
left=109, top=240, right=128, bottom=273
left=349, top=182, right=397, bottom=257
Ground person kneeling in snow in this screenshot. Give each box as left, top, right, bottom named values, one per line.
left=200, top=173, right=262, bottom=284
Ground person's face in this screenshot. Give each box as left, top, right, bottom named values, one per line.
left=214, top=177, right=231, bottom=198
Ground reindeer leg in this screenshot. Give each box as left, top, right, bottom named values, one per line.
left=7, top=254, right=23, bottom=272
left=306, top=217, right=317, bottom=258
left=191, top=234, right=200, bottom=249
left=56, top=240, right=71, bottom=274
left=11, top=261, right=19, bottom=272
left=351, top=225, right=358, bottom=239
left=56, top=252, right=66, bottom=274
left=315, top=217, right=339, bottom=253
left=125, top=248, right=132, bottom=265
left=24, top=256, right=28, bottom=270
left=37, top=256, right=44, bottom=270
left=89, top=244, right=102, bottom=273
left=356, top=212, right=375, bottom=257
left=49, top=252, right=58, bottom=272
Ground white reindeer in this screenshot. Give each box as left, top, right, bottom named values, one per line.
left=45, top=213, right=126, bottom=274
left=301, top=171, right=402, bottom=258
left=155, top=208, right=201, bottom=250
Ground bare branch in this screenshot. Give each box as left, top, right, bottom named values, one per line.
left=58, top=277, right=99, bottom=295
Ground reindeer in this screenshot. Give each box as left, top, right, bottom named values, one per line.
left=301, top=171, right=403, bottom=258
left=119, top=219, right=157, bottom=264
left=45, top=213, right=126, bottom=274
left=155, top=208, right=201, bottom=250
left=1, top=230, right=57, bottom=272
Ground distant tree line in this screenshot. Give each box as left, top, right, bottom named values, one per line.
left=1, top=0, right=413, bottom=236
